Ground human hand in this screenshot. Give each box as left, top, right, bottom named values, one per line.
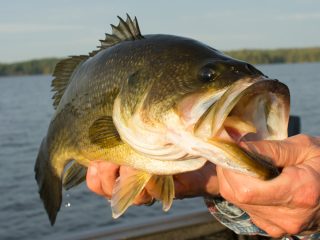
left=217, top=134, right=320, bottom=237
left=86, top=161, right=219, bottom=205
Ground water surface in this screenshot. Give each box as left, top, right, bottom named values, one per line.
left=0, top=62, right=319, bottom=239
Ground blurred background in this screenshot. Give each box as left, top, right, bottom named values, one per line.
left=0, top=0, right=320, bottom=239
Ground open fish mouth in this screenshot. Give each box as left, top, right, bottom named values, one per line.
left=194, top=76, right=290, bottom=144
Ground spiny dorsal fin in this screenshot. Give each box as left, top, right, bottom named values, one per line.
left=51, top=15, right=143, bottom=108
left=100, top=14, right=143, bottom=49
left=51, top=55, right=88, bottom=109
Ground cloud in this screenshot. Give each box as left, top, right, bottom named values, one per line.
left=0, top=23, right=83, bottom=33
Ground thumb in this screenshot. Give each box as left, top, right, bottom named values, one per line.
left=240, top=135, right=308, bottom=167
left=217, top=164, right=295, bottom=206
left=218, top=134, right=319, bottom=206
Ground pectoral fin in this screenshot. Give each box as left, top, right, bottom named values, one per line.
left=111, top=170, right=152, bottom=218
left=89, top=116, right=123, bottom=148
left=149, top=175, right=175, bottom=211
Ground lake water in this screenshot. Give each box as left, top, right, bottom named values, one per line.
left=0, top=62, right=320, bottom=240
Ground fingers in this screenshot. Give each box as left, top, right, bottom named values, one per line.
left=86, top=162, right=104, bottom=196
left=86, top=162, right=153, bottom=205
left=217, top=166, right=293, bottom=206
left=240, top=134, right=319, bottom=167
left=242, top=204, right=308, bottom=236
left=240, top=140, right=296, bottom=167
left=86, top=161, right=120, bottom=198
left=133, top=189, right=154, bottom=205
left=217, top=167, right=301, bottom=237
left=173, top=162, right=218, bottom=199
left=249, top=214, right=286, bottom=238
left=173, top=171, right=203, bottom=199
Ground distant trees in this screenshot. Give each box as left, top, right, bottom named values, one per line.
left=0, top=47, right=320, bottom=76
left=225, top=47, right=320, bottom=65
left=0, top=58, right=60, bottom=76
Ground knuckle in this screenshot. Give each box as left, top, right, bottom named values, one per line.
left=265, top=226, right=285, bottom=238
left=86, top=179, right=95, bottom=191
left=279, top=218, right=306, bottom=235
left=219, top=184, right=232, bottom=200
left=285, top=222, right=303, bottom=235
left=133, top=200, right=144, bottom=206
left=309, top=135, right=320, bottom=146
left=100, top=183, right=112, bottom=196
left=86, top=176, right=100, bottom=194
left=249, top=215, right=285, bottom=238
left=234, top=187, right=254, bottom=204
left=304, top=191, right=320, bottom=208
left=297, top=134, right=311, bottom=143
left=99, top=162, right=115, bottom=173
left=297, top=134, right=320, bottom=147
left=133, top=190, right=149, bottom=205
left=291, top=185, right=320, bottom=208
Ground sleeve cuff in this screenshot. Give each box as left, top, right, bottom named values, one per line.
left=204, top=196, right=320, bottom=240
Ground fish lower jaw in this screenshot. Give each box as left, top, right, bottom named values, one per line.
left=166, top=129, right=258, bottom=176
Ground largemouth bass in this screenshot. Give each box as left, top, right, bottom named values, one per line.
left=35, top=15, right=290, bottom=225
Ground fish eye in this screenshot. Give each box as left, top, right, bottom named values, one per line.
left=199, top=67, right=217, bottom=83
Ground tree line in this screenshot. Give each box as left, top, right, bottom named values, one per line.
left=0, top=58, right=60, bottom=76
left=1, top=47, right=320, bottom=76
left=225, top=47, right=320, bottom=65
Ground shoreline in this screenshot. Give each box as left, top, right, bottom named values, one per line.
left=1, top=47, right=320, bottom=77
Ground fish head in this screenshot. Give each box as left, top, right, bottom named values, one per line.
left=114, top=35, right=289, bottom=178
left=136, top=36, right=290, bottom=144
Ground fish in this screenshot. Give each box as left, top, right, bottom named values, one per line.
left=35, top=14, right=290, bottom=225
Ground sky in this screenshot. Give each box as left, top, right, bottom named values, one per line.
left=1, top=0, right=320, bottom=63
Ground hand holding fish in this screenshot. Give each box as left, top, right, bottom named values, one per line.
left=86, top=162, right=219, bottom=204
left=217, top=134, right=320, bottom=237
left=87, top=134, right=320, bottom=238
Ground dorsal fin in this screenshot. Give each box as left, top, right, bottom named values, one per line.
left=51, top=14, right=143, bottom=108
left=51, top=55, right=88, bottom=109
left=100, top=14, right=143, bottom=49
